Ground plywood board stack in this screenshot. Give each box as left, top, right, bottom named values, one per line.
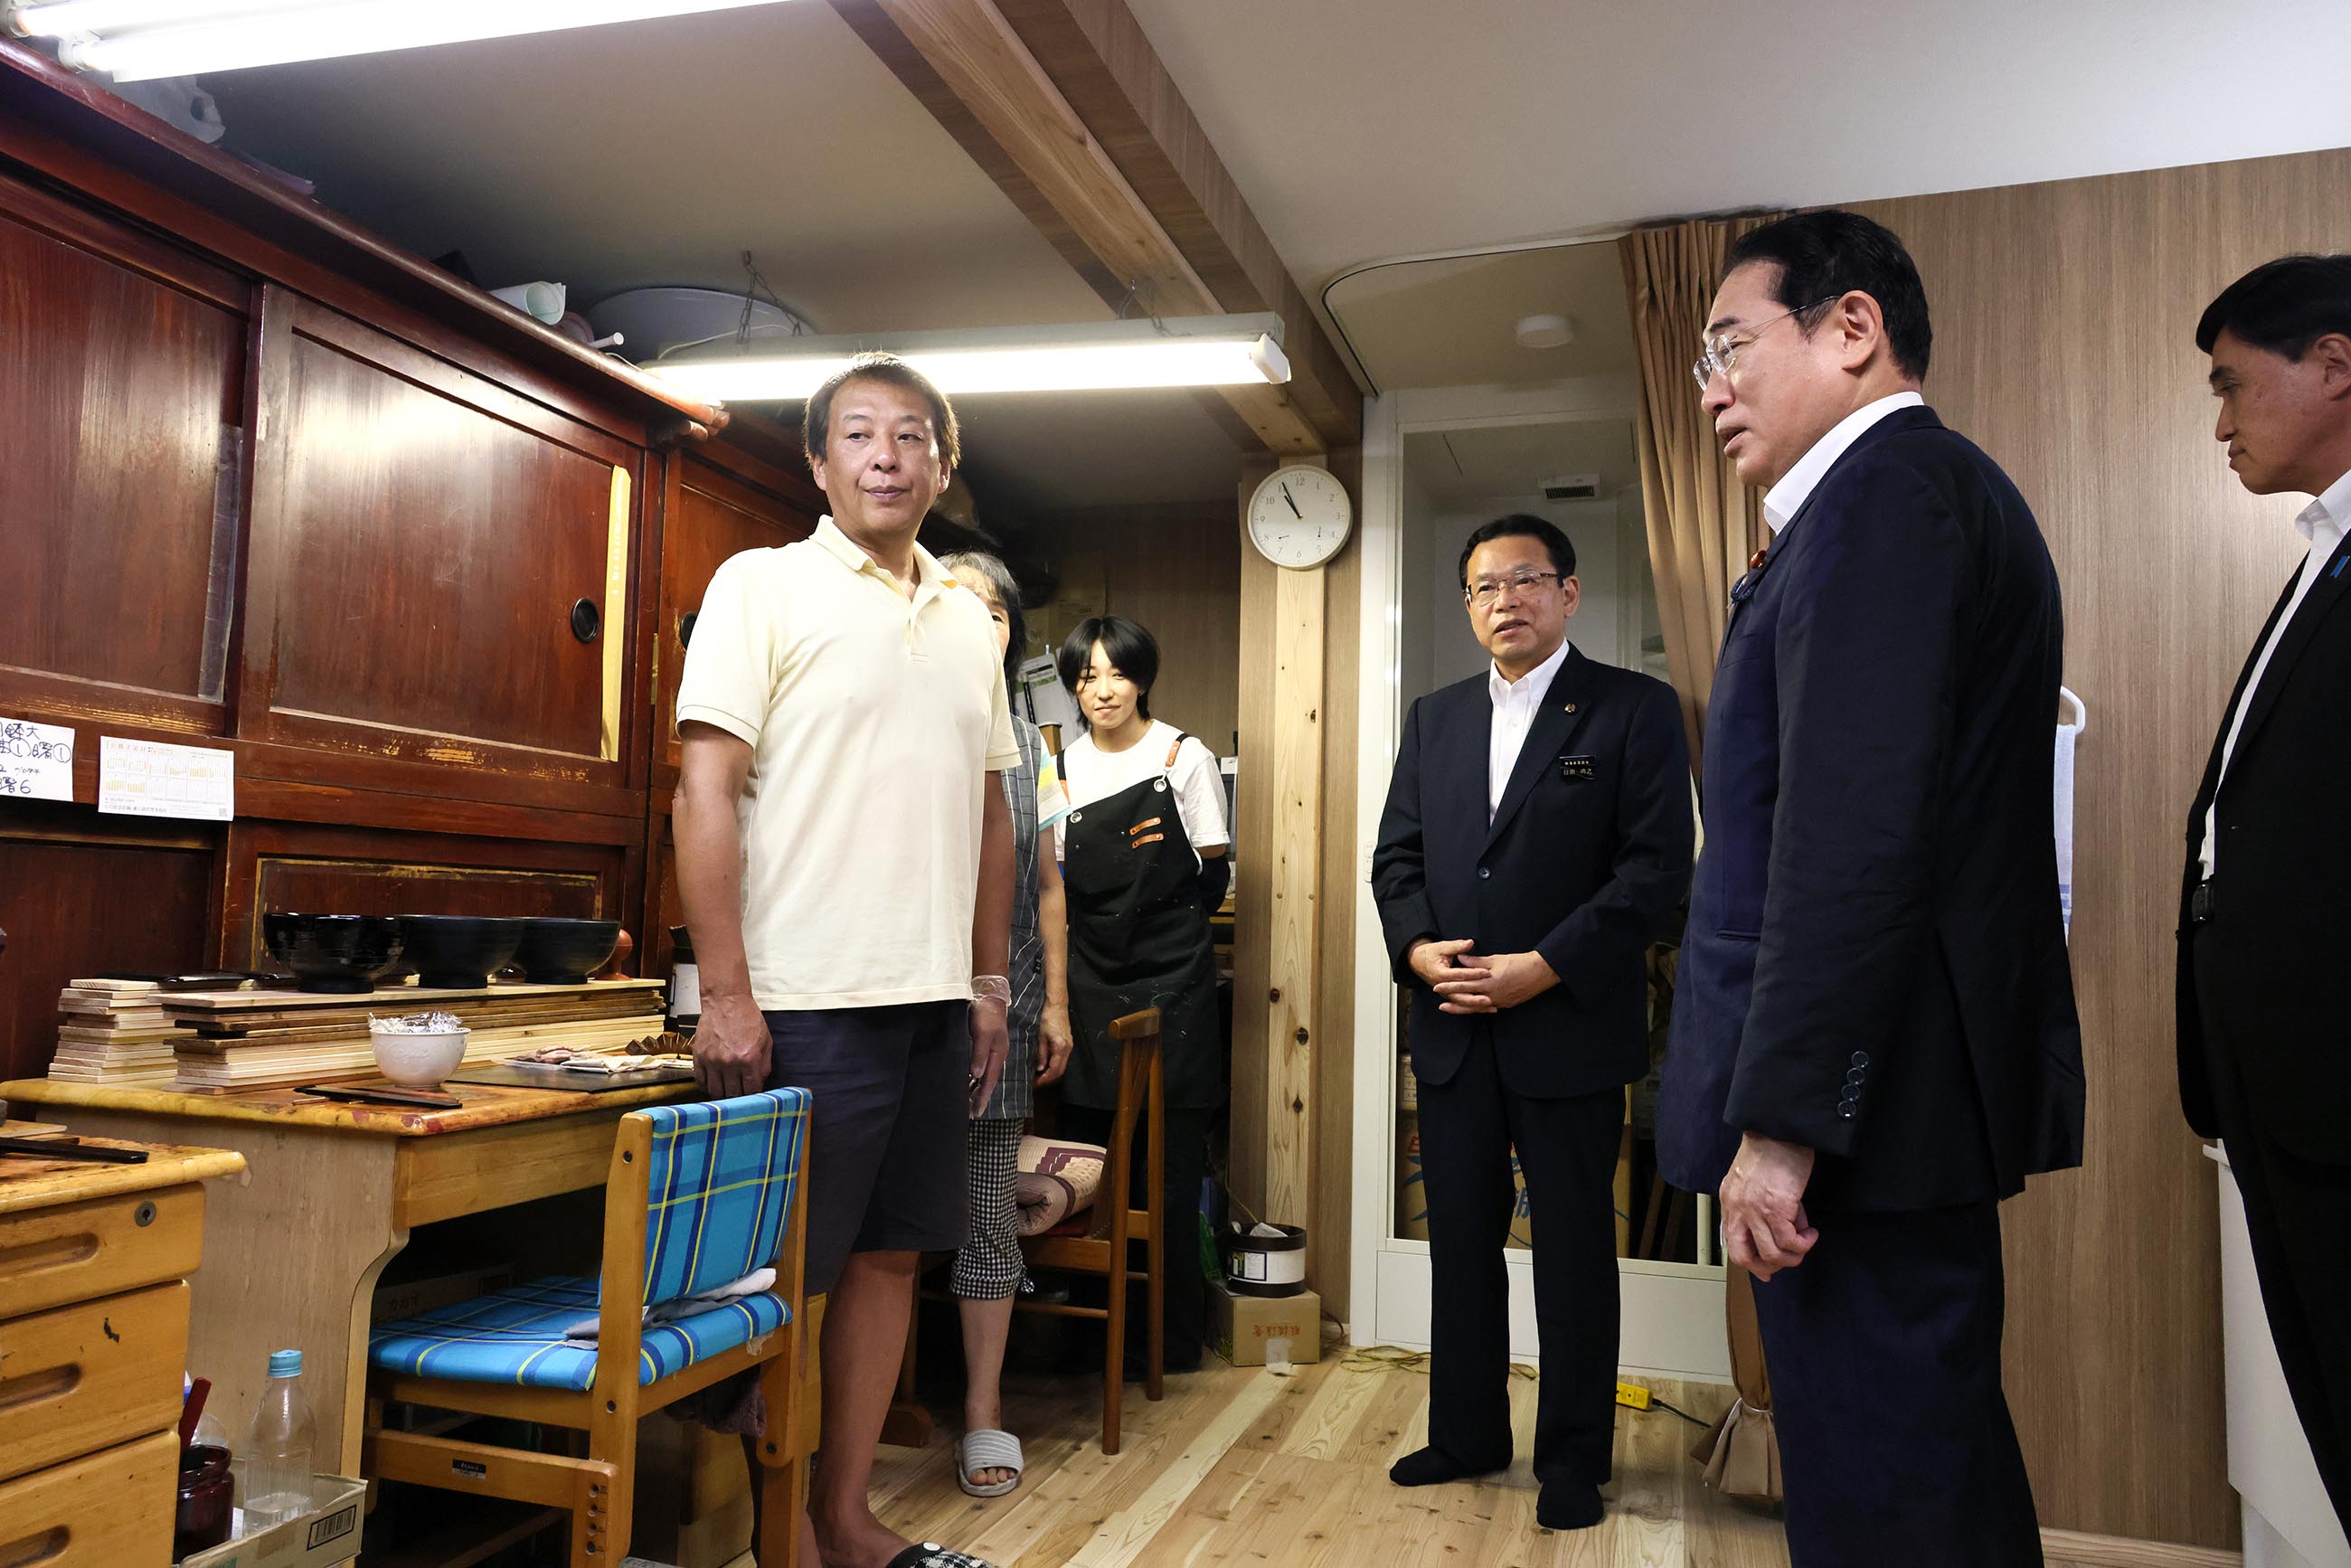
left=156, top=978, right=668, bottom=1091
left=47, top=978, right=201, bottom=1087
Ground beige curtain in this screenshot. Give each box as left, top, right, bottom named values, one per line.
left=1621, top=213, right=1782, bottom=1501
left=1619, top=215, right=1770, bottom=768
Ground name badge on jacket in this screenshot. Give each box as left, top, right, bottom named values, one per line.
left=1559, top=754, right=1597, bottom=782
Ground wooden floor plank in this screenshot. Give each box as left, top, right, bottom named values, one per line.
left=872, top=1357, right=1791, bottom=1567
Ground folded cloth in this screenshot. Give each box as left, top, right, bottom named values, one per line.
left=562, top=1268, right=777, bottom=1344
left=1015, top=1136, right=1107, bottom=1237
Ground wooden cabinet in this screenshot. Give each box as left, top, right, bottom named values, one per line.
left=244, top=298, right=647, bottom=790
left=0, top=43, right=807, bottom=1090
left=0, top=167, right=250, bottom=737
left=0, top=1138, right=243, bottom=1568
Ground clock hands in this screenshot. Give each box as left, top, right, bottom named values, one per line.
left=1280, top=483, right=1302, bottom=519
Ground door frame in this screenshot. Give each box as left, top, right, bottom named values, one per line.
left=1347, top=379, right=1730, bottom=1380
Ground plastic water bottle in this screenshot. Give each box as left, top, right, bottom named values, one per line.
left=237, top=1349, right=317, bottom=1530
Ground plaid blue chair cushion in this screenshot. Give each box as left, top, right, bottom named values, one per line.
left=368, top=1275, right=789, bottom=1391
left=639, top=1088, right=810, bottom=1307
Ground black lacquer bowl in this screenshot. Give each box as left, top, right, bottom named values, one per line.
left=396, top=915, right=525, bottom=990
left=261, top=913, right=403, bottom=994
left=510, top=918, right=622, bottom=985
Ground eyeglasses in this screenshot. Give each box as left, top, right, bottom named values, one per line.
left=1691, top=296, right=1838, bottom=392
left=1464, top=570, right=1562, bottom=608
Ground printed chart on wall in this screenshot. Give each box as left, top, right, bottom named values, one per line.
left=97, top=736, right=234, bottom=821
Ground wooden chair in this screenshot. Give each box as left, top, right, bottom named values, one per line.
left=362, top=1089, right=813, bottom=1567
left=1015, top=1006, right=1166, bottom=1455
left=885, top=1009, right=1166, bottom=1455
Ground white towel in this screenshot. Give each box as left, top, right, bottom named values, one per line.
left=562, top=1267, right=776, bottom=1344
left=2054, top=687, right=2085, bottom=941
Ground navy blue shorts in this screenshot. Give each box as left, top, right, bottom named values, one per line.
left=763, top=1000, right=970, bottom=1297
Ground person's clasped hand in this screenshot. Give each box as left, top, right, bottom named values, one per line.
left=1720, top=1131, right=1820, bottom=1281
left=1409, top=937, right=1559, bottom=1013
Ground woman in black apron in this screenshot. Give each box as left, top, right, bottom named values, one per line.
left=1054, top=614, right=1229, bottom=1371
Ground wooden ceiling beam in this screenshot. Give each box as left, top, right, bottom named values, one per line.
left=994, top=0, right=1364, bottom=449
left=828, top=0, right=1358, bottom=453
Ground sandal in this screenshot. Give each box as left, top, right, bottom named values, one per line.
left=885, top=1544, right=999, bottom=1568
left=956, top=1428, right=1025, bottom=1498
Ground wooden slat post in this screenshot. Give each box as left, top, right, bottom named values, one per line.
left=1260, top=562, right=1325, bottom=1232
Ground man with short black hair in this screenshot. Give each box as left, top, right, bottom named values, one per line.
left=1373, top=513, right=1692, bottom=1532
left=675, top=352, right=1013, bottom=1568
left=1659, top=210, right=2083, bottom=1563
left=2182, top=253, right=2351, bottom=1537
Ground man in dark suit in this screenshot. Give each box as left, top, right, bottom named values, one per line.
left=1373, top=514, right=1693, bottom=1532
left=1657, top=210, right=2083, bottom=1566
left=2181, top=254, right=2351, bottom=1536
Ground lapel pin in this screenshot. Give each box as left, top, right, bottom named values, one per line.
left=1563, top=702, right=1577, bottom=713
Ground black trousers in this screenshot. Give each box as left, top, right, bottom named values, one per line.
left=2195, top=927, right=2351, bottom=1534
left=1414, top=1028, right=1623, bottom=1485
left=1061, top=1102, right=1213, bottom=1370
left=1749, top=1202, right=2042, bottom=1567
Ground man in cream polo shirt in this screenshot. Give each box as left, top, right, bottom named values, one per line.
left=674, top=353, right=1016, bottom=1568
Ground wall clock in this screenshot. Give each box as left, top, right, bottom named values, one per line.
left=1246, top=464, right=1353, bottom=570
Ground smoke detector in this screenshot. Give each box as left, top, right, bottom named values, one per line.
left=1515, top=313, right=1575, bottom=349
left=1540, top=472, right=1601, bottom=501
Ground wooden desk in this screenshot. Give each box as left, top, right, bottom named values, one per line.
left=0, top=1079, right=697, bottom=1476
left=0, top=1124, right=244, bottom=1566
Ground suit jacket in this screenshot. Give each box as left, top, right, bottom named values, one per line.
left=2177, top=524, right=2351, bottom=1163
left=1657, top=405, right=2084, bottom=1211
left=1372, top=646, right=1694, bottom=1099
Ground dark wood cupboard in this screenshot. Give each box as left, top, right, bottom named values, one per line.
left=0, top=43, right=822, bottom=1082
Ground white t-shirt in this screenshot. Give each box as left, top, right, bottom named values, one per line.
left=1055, top=721, right=1229, bottom=866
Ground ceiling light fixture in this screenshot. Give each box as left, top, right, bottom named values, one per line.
left=1515, top=313, right=1575, bottom=350
left=5, top=0, right=796, bottom=82
left=646, top=314, right=1292, bottom=403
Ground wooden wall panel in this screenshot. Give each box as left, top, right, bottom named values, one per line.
left=248, top=298, right=640, bottom=779
left=0, top=818, right=216, bottom=1084
left=1027, top=502, right=1242, bottom=753
left=1228, top=464, right=1279, bottom=1223
left=1847, top=146, right=2351, bottom=1548
left=654, top=456, right=822, bottom=780
left=222, top=821, right=623, bottom=972
left=0, top=169, right=247, bottom=733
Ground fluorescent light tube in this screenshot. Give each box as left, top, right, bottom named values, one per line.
left=647, top=315, right=1292, bottom=403
left=15, top=0, right=794, bottom=81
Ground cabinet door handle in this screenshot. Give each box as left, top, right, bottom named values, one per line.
left=571, top=598, right=602, bottom=643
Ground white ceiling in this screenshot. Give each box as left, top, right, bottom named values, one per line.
left=200, top=1, right=1244, bottom=510
left=1406, top=419, right=1639, bottom=510
left=1326, top=240, right=1634, bottom=392
left=1124, top=0, right=2351, bottom=285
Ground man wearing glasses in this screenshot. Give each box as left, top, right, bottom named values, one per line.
left=1658, top=210, right=2082, bottom=1564
left=1373, top=515, right=1693, bottom=1532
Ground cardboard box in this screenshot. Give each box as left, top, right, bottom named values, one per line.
left=181, top=1475, right=364, bottom=1568
left=1209, top=1279, right=1321, bottom=1368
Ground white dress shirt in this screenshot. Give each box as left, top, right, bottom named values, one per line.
left=2199, top=465, right=2351, bottom=878
left=1487, top=637, right=1572, bottom=822
left=1762, top=391, right=1926, bottom=534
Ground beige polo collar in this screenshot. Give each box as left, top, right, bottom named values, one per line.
left=812, top=515, right=958, bottom=601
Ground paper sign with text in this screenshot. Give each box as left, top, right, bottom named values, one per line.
left=0, top=718, right=75, bottom=802
left=98, top=736, right=234, bottom=821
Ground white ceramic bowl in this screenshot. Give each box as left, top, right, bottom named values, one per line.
left=370, top=1026, right=468, bottom=1089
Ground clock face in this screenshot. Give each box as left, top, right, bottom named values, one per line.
left=1247, top=465, right=1353, bottom=570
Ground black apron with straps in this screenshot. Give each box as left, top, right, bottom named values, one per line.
left=1060, top=731, right=1223, bottom=1110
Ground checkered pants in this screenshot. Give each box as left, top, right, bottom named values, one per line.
left=954, top=1117, right=1024, bottom=1300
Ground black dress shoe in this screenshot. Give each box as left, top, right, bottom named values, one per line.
left=1535, top=1481, right=1605, bottom=1531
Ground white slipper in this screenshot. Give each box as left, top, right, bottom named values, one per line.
left=957, top=1428, right=1024, bottom=1498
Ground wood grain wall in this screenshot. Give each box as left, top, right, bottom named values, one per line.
left=1026, top=502, right=1242, bottom=752
left=1848, top=146, right=2351, bottom=1548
